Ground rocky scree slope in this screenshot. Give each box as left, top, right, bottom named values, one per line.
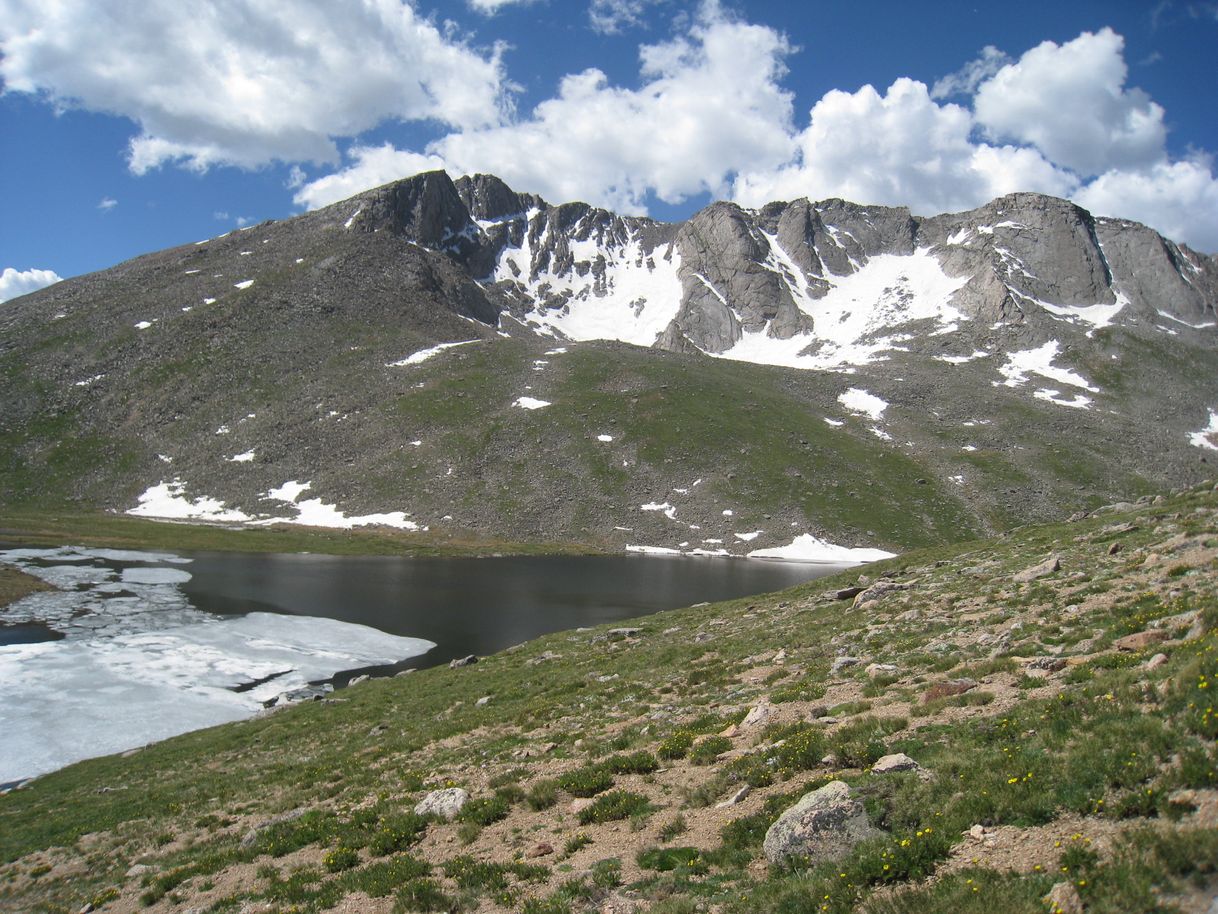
left=1, top=170, right=1216, bottom=551
left=2, top=484, right=1217, bottom=913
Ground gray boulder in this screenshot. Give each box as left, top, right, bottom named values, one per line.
left=414, top=787, right=469, bottom=821
left=762, top=780, right=881, bottom=866
left=871, top=753, right=921, bottom=774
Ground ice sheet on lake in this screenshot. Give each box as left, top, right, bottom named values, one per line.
left=0, top=613, right=434, bottom=783
left=0, top=546, right=435, bottom=783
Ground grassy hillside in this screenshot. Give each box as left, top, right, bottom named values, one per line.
left=3, top=484, right=1216, bottom=913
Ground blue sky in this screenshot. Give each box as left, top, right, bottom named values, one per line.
left=2, top=0, right=1217, bottom=300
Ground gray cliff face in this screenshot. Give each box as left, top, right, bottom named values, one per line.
left=331, top=171, right=1218, bottom=361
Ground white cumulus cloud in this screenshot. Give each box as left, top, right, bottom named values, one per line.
left=1075, top=157, right=1218, bottom=252
left=973, top=28, right=1167, bottom=176
left=0, top=0, right=509, bottom=173
left=293, top=144, right=447, bottom=210
left=467, top=0, right=540, bottom=11
left=732, top=78, right=1075, bottom=215
left=589, top=0, right=661, bottom=33
left=0, top=267, right=62, bottom=303
left=298, top=2, right=796, bottom=214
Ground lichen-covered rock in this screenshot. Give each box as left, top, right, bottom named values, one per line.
left=871, top=753, right=921, bottom=774
left=763, top=780, right=881, bottom=866
left=413, top=787, right=468, bottom=821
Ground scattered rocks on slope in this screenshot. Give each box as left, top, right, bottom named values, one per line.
left=762, top=780, right=882, bottom=866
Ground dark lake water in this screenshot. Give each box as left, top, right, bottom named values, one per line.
left=181, top=552, right=849, bottom=674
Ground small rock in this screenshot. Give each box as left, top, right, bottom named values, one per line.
left=449, top=655, right=478, bottom=668
left=527, top=842, right=554, bottom=858
left=720, top=723, right=740, bottom=739
left=821, top=753, right=838, bottom=766
left=742, top=701, right=772, bottom=729
left=414, top=788, right=469, bottom=821
left=865, top=662, right=898, bottom=679
left=77, top=904, right=94, bottom=914
left=1013, top=555, right=1060, bottom=583
left=1044, top=881, right=1083, bottom=914
left=607, top=627, right=641, bottom=640
left=527, top=651, right=563, bottom=666
left=599, top=893, right=638, bottom=914
left=1027, top=657, right=1067, bottom=672
left=126, top=863, right=153, bottom=877
left=830, top=656, right=860, bottom=675
left=871, top=753, right=921, bottom=774
left=852, top=580, right=909, bottom=608
left=1114, top=630, right=1169, bottom=652
left=716, top=785, right=752, bottom=808
left=569, top=798, right=594, bottom=815
left=762, top=780, right=882, bottom=866
left=773, top=649, right=787, bottom=664
left=1146, top=652, right=1169, bottom=670
left=475, top=695, right=491, bottom=706
left=967, top=824, right=986, bottom=841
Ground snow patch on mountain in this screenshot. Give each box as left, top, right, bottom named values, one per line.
left=713, top=249, right=969, bottom=370
left=1190, top=410, right=1218, bottom=451
left=997, top=340, right=1098, bottom=393
left=128, top=480, right=254, bottom=523
left=496, top=217, right=682, bottom=346
left=388, top=339, right=479, bottom=366
left=838, top=388, right=888, bottom=420
left=748, top=534, right=896, bottom=564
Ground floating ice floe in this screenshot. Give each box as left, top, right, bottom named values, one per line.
left=0, top=611, right=432, bottom=783
left=747, top=534, right=896, bottom=564
left=0, top=546, right=434, bottom=782
left=387, top=339, right=479, bottom=366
